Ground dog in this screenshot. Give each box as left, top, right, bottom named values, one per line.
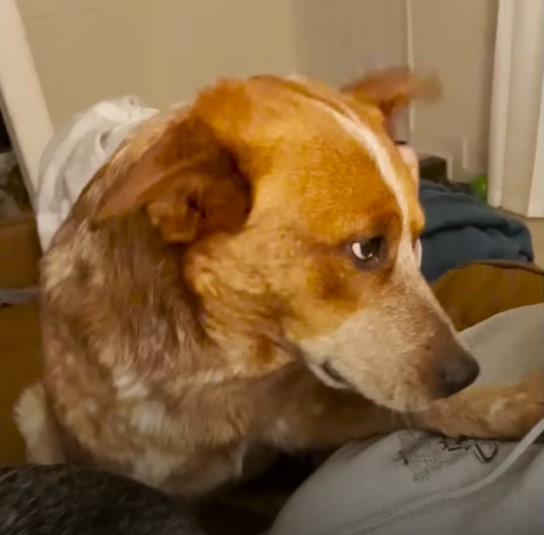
left=16, top=69, right=542, bottom=497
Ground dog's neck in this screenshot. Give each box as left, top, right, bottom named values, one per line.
left=195, top=287, right=295, bottom=380
left=86, top=211, right=292, bottom=383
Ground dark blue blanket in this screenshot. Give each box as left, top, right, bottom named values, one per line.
left=419, top=180, right=534, bottom=282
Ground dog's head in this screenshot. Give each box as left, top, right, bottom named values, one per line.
left=94, top=69, right=478, bottom=411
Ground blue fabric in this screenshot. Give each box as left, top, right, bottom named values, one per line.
left=419, top=180, right=534, bottom=282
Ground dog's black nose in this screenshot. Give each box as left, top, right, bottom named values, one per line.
left=439, top=352, right=480, bottom=397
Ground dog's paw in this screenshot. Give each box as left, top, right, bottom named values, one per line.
left=484, top=374, right=544, bottom=439
left=420, top=373, right=544, bottom=440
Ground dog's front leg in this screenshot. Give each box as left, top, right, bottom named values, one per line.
left=259, top=370, right=402, bottom=450
left=414, top=373, right=544, bottom=440
left=259, top=369, right=543, bottom=450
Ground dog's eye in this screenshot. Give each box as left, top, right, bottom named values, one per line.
left=350, top=237, right=382, bottom=265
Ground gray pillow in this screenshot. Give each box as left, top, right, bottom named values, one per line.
left=270, top=304, right=544, bottom=535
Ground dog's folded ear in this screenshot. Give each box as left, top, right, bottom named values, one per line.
left=341, top=66, right=441, bottom=120
left=93, top=106, right=251, bottom=243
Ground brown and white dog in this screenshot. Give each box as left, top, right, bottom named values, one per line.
left=16, top=70, right=542, bottom=496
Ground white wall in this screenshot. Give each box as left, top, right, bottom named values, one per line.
left=292, top=0, right=407, bottom=84
left=410, top=0, right=498, bottom=180
left=16, top=0, right=298, bottom=125
left=17, top=0, right=156, bottom=125
left=292, top=0, right=410, bottom=139
left=147, top=0, right=298, bottom=110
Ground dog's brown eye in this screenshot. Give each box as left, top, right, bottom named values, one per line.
left=350, top=237, right=382, bottom=265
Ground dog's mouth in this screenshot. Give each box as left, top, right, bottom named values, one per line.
left=321, top=361, right=351, bottom=387
left=307, top=358, right=355, bottom=391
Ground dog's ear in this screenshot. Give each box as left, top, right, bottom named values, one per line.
left=93, top=107, right=251, bottom=243
left=341, top=67, right=441, bottom=119
left=284, top=69, right=440, bottom=138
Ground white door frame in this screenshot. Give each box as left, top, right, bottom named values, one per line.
left=0, top=0, right=53, bottom=207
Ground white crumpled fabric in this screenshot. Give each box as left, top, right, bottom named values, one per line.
left=36, top=96, right=158, bottom=251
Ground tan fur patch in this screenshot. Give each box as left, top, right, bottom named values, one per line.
left=15, top=384, right=65, bottom=464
